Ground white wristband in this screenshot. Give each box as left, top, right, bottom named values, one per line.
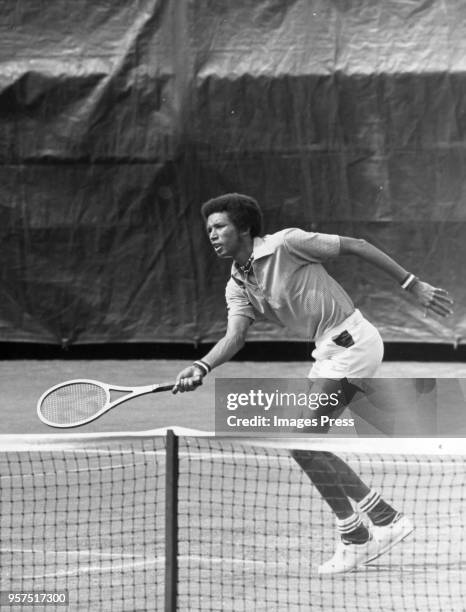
left=193, top=360, right=211, bottom=376
left=401, top=273, right=417, bottom=290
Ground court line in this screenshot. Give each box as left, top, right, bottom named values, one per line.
left=2, top=449, right=462, bottom=475
left=3, top=548, right=151, bottom=558
left=0, top=462, right=151, bottom=481
left=5, top=551, right=464, bottom=582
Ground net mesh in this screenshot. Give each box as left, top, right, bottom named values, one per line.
left=39, top=383, right=108, bottom=425
left=0, top=436, right=166, bottom=611
left=1, top=432, right=465, bottom=611
left=177, top=437, right=466, bottom=612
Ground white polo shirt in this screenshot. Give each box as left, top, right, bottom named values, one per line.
left=225, top=228, right=355, bottom=341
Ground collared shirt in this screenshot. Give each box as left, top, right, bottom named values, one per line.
left=225, top=228, right=355, bottom=341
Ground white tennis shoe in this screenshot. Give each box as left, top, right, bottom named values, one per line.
left=318, top=537, right=381, bottom=575
left=318, top=516, right=414, bottom=575
left=371, top=515, right=414, bottom=558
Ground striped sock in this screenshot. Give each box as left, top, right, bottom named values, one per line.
left=336, top=513, right=370, bottom=544
left=358, top=490, right=400, bottom=527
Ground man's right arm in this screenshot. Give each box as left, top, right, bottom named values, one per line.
left=172, top=315, right=252, bottom=393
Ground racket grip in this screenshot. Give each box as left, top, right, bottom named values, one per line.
left=153, top=382, right=176, bottom=392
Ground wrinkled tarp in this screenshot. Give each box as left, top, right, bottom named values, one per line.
left=0, top=0, right=465, bottom=346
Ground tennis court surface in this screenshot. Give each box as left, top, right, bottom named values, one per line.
left=1, top=429, right=465, bottom=611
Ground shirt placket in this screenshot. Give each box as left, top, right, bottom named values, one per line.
left=243, top=263, right=269, bottom=308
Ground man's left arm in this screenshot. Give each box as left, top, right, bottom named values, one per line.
left=339, top=236, right=453, bottom=317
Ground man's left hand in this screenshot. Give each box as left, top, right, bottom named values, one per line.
left=410, top=281, right=453, bottom=317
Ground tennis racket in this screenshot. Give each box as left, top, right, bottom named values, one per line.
left=37, top=379, right=175, bottom=428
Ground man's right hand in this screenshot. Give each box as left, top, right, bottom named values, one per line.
left=172, top=365, right=204, bottom=394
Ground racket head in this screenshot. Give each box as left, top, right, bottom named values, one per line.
left=37, top=379, right=111, bottom=428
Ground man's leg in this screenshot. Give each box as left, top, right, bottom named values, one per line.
left=291, top=378, right=408, bottom=573
left=291, top=378, right=372, bottom=519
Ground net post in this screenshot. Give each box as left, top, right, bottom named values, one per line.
left=164, top=429, right=179, bottom=612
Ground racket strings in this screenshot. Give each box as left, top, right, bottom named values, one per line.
left=39, top=383, right=108, bottom=426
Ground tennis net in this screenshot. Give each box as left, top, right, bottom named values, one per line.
left=1, top=430, right=465, bottom=611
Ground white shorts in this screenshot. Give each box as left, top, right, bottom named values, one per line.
left=309, top=309, right=384, bottom=379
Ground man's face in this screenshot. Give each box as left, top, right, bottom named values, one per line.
left=206, top=212, right=244, bottom=259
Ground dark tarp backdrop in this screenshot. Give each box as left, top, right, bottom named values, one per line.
left=0, top=0, right=465, bottom=346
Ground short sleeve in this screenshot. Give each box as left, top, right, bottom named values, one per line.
left=283, top=228, right=340, bottom=262
left=225, top=277, right=256, bottom=321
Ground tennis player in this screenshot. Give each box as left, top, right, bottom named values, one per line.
left=173, top=193, right=453, bottom=574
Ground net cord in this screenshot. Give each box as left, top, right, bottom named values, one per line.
left=1, top=427, right=464, bottom=455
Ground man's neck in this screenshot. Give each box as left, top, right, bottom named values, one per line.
left=234, top=241, right=254, bottom=267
